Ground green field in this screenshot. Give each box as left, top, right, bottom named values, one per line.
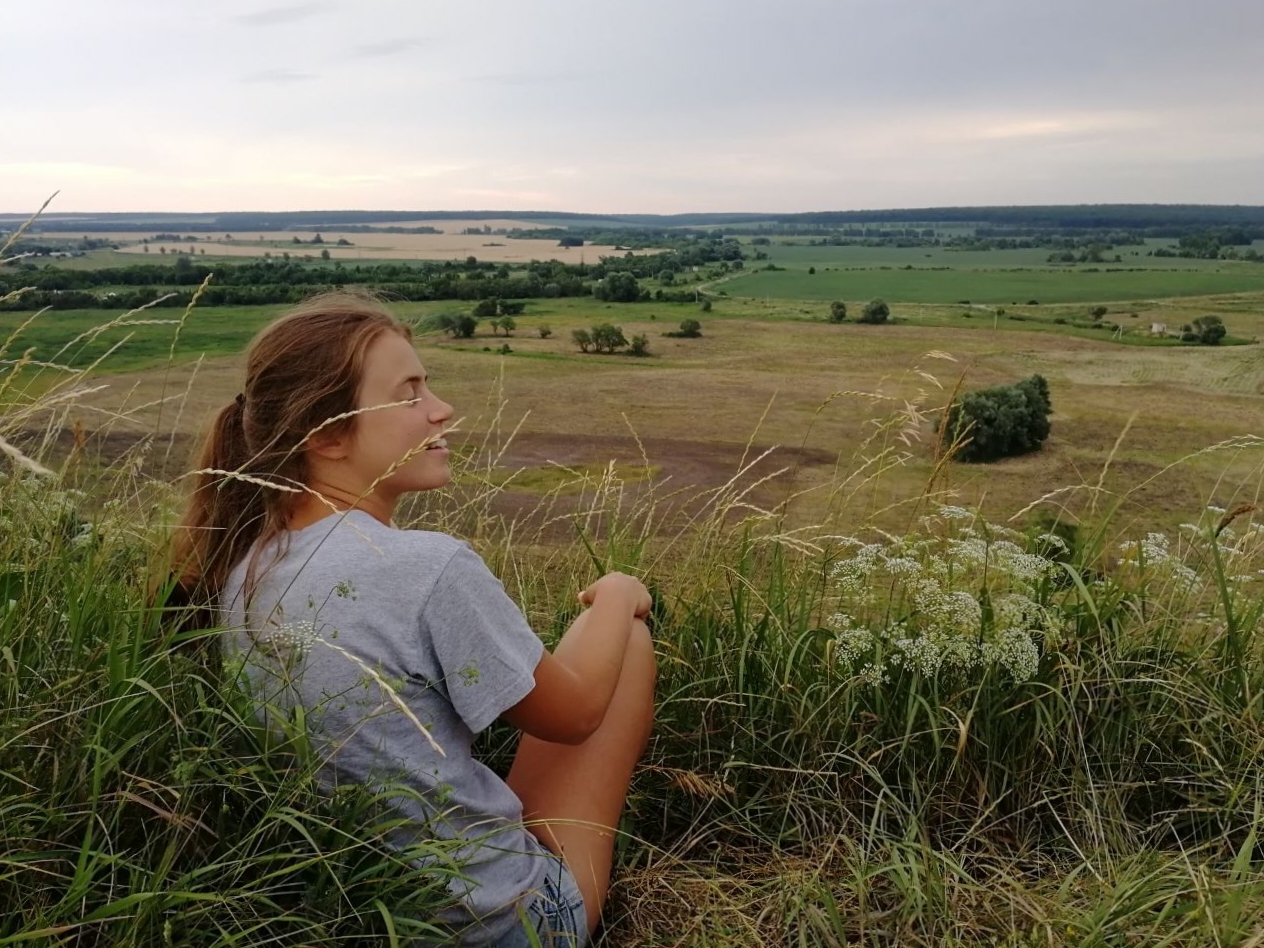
left=736, top=237, right=1264, bottom=270
left=715, top=237, right=1264, bottom=304
left=724, top=261, right=1264, bottom=304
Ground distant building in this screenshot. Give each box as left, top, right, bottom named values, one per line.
left=1150, top=322, right=1168, bottom=336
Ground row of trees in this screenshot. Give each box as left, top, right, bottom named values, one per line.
left=571, top=324, right=650, bottom=356
left=827, top=299, right=890, bottom=324
left=1, top=243, right=743, bottom=311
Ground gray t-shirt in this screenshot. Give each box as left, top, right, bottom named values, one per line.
left=218, top=510, right=549, bottom=944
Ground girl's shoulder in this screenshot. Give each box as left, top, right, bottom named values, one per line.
left=320, top=511, right=484, bottom=575
left=303, top=509, right=463, bottom=556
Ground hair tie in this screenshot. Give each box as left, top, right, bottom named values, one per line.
left=234, top=393, right=245, bottom=407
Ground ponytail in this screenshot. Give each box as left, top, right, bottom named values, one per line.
left=170, top=395, right=269, bottom=609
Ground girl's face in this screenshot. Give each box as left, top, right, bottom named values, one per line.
left=345, top=330, right=454, bottom=501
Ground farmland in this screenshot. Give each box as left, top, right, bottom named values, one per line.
left=6, top=214, right=1264, bottom=537
left=723, top=238, right=1264, bottom=303
left=58, top=222, right=647, bottom=264
left=6, top=285, right=1264, bottom=539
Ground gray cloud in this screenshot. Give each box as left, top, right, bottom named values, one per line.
left=234, top=3, right=327, bottom=27
left=4, top=0, right=1263, bottom=212
left=351, top=37, right=432, bottom=58
left=468, top=72, right=575, bottom=86
left=241, top=68, right=316, bottom=84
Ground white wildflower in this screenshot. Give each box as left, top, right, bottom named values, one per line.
left=858, top=662, right=889, bottom=687
left=258, top=619, right=320, bottom=660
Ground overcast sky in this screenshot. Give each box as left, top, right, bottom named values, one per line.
left=3, top=0, right=1262, bottom=214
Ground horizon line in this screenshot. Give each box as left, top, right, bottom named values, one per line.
left=4, top=201, right=1264, bottom=219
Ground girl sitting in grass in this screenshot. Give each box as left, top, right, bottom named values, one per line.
left=172, top=291, right=656, bottom=946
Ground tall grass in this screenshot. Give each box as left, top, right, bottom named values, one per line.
left=2, top=275, right=1263, bottom=945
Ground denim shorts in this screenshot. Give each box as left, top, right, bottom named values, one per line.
left=493, top=846, right=588, bottom=948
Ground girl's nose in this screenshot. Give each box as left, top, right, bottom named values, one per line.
left=431, top=398, right=454, bottom=424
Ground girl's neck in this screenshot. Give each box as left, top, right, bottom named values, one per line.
left=287, top=490, right=396, bottom=531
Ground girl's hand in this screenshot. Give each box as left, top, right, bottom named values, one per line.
left=578, top=572, right=652, bottom=619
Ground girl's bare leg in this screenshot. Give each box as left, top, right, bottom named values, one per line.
left=506, top=613, right=656, bottom=935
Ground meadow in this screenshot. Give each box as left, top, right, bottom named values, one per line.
left=723, top=238, right=1264, bottom=304
left=7, top=284, right=1264, bottom=536
left=4, top=228, right=1264, bottom=946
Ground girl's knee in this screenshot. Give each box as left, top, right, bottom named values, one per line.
left=629, top=619, right=657, bottom=720
left=630, top=619, right=656, bottom=672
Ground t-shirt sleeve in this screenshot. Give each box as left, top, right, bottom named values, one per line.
left=422, top=542, right=545, bottom=734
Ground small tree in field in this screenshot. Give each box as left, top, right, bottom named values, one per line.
left=940, top=374, right=1052, bottom=463
left=1190, top=314, right=1226, bottom=345
left=675, top=319, right=702, bottom=338
left=629, top=334, right=651, bottom=357
left=538, top=324, right=552, bottom=339
left=453, top=315, right=478, bottom=339
left=1090, top=306, right=1108, bottom=320
left=572, top=328, right=593, bottom=352
left=858, top=298, right=890, bottom=324
left=496, top=316, right=516, bottom=336
left=829, top=301, right=848, bottom=323
left=473, top=299, right=499, bottom=319
left=591, top=323, right=628, bottom=353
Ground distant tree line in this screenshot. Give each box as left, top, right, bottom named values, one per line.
left=16, top=204, right=1264, bottom=236
left=0, top=240, right=744, bottom=311
left=327, top=225, right=441, bottom=234
left=1152, top=229, right=1263, bottom=261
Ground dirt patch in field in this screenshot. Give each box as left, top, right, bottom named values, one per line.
left=13, top=425, right=835, bottom=538
left=456, top=431, right=832, bottom=535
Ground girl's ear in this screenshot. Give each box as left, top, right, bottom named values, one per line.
left=308, top=429, right=351, bottom=461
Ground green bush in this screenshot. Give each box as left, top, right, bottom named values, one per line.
left=828, top=301, right=848, bottom=323
left=666, top=319, right=702, bottom=338
left=1192, top=314, right=1226, bottom=345
left=940, top=374, right=1052, bottom=463
left=858, top=298, right=890, bottom=324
